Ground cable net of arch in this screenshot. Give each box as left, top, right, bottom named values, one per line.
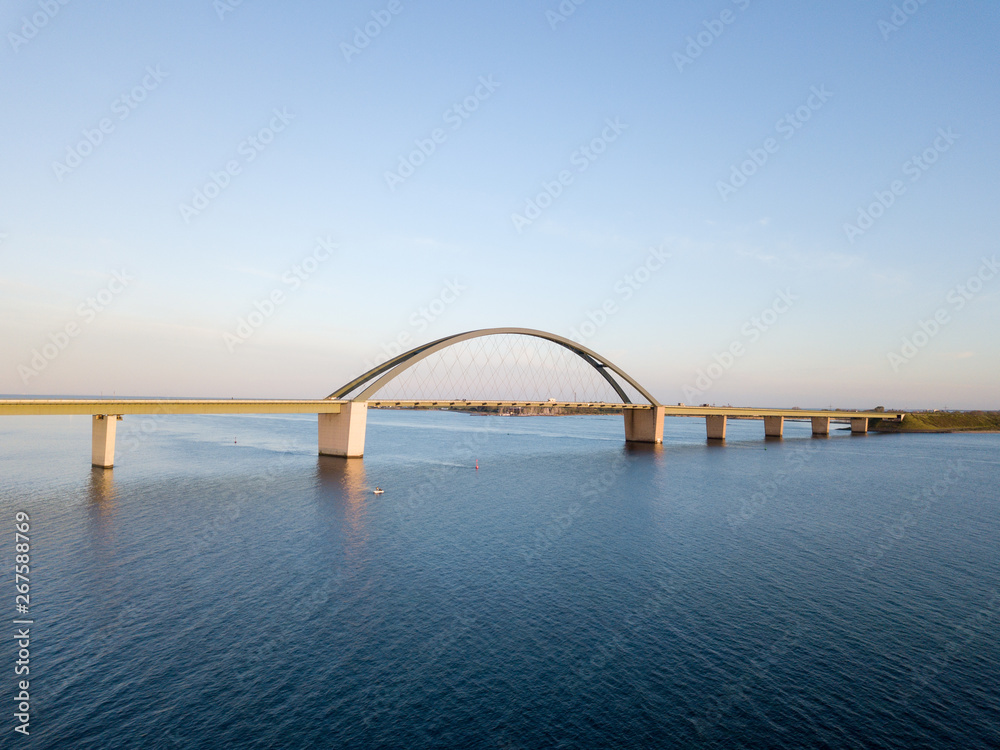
left=359, top=333, right=646, bottom=404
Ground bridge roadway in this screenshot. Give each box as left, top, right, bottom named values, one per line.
left=0, top=399, right=345, bottom=416
left=0, top=398, right=901, bottom=468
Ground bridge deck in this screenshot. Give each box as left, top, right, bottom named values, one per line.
left=0, top=399, right=345, bottom=416
left=0, top=399, right=901, bottom=421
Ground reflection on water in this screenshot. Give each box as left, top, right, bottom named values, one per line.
left=86, top=466, right=118, bottom=554
left=0, top=410, right=997, bottom=749
left=316, top=454, right=368, bottom=499
left=316, top=455, right=371, bottom=561
left=87, top=466, right=117, bottom=504
left=623, top=441, right=664, bottom=457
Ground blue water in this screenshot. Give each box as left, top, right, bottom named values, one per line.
left=1, top=411, right=998, bottom=748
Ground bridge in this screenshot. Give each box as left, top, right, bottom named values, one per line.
left=0, top=327, right=902, bottom=467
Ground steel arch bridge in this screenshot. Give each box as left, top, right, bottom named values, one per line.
left=319, top=327, right=665, bottom=456
left=328, top=327, right=662, bottom=406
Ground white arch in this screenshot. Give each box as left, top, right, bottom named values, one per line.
left=328, top=327, right=661, bottom=406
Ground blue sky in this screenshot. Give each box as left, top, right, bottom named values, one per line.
left=2, top=0, right=998, bottom=408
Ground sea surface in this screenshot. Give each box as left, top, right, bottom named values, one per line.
left=1, top=410, right=998, bottom=749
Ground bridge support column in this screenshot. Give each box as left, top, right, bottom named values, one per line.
left=851, top=418, right=869, bottom=434
left=92, top=414, right=119, bottom=468
left=811, top=417, right=830, bottom=436
left=624, top=406, right=664, bottom=444
left=706, top=415, right=727, bottom=440
left=764, top=416, right=784, bottom=438
left=319, top=402, right=368, bottom=457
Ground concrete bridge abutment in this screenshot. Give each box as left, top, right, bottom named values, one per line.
left=851, top=418, right=869, bottom=434
left=318, top=402, right=368, bottom=457
left=624, top=406, right=664, bottom=444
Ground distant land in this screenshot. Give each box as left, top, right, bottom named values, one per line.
left=373, top=404, right=1000, bottom=432
left=370, top=403, right=619, bottom=416
left=378, top=404, right=1000, bottom=432
left=871, top=411, right=1000, bottom=433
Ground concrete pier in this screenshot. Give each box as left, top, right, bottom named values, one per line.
left=318, top=401, right=368, bottom=457
left=764, top=416, right=784, bottom=438
left=851, top=417, right=869, bottom=434
left=706, top=415, right=727, bottom=440
left=91, top=414, right=119, bottom=468
left=624, top=405, right=664, bottom=444
left=811, top=417, right=831, bottom=435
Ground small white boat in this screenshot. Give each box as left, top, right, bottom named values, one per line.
left=373, top=487, right=384, bottom=495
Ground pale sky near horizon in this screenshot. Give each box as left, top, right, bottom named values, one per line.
left=2, top=1, right=998, bottom=409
